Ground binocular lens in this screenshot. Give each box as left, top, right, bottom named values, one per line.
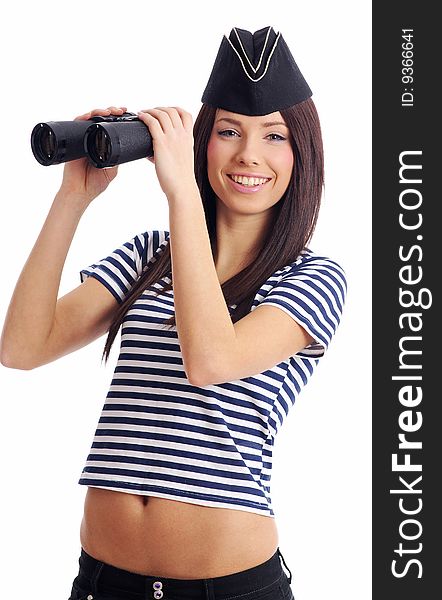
left=33, top=124, right=56, bottom=162
left=86, top=126, right=112, bottom=164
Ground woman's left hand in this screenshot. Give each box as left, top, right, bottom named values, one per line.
left=137, top=107, right=197, bottom=200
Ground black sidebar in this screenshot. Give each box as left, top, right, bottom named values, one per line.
left=373, top=2, right=439, bottom=598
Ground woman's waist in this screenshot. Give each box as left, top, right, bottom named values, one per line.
left=80, top=487, right=279, bottom=578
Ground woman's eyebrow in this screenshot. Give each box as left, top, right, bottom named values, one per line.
left=216, top=117, right=289, bottom=128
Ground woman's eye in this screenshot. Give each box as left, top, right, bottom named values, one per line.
left=218, top=129, right=239, bottom=137
left=267, top=133, right=286, bottom=141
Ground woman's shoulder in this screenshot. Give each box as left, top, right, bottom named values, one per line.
left=132, top=230, right=170, bottom=254
left=118, top=230, right=170, bottom=273
left=136, top=230, right=170, bottom=242
left=279, top=247, right=348, bottom=298
left=287, top=247, right=347, bottom=278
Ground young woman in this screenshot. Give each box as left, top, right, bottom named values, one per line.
left=1, top=27, right=346, bottom=600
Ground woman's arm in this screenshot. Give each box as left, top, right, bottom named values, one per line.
left=136, top=106, right=237, bottom=383
left=0, top=190, right=119, bottom=370
left=167, top=187, right=237, bottom=382
left=0, top=105, right=127, bottom=370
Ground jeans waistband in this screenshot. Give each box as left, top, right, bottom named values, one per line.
left=77, top=547, right=289, bottom=599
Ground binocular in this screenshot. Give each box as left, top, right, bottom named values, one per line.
left=30, top=112, right=153, bottom=169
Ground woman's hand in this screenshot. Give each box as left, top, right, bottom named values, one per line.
left=137, top=107, right=197, bottom=200
left=58, top=106, right=127, bottom=206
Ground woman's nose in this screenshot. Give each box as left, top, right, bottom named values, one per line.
left=234, top=140, right=260, bottom=166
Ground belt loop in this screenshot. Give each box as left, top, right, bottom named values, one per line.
left=90, top=560, right=104, bottom=595
left=204, top=579, right=216, bottom=600
left=277, top=548, right=293, bottom=584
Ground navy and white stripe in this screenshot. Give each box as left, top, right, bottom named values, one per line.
left=79, top=231, right=166, bottom=301
left=79, top=231, right=347, bottom=516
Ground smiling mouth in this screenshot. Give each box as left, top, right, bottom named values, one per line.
left=227, top=174, right=271, bottom=187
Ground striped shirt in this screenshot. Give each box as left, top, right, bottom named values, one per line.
left=78, top=230, right=347, bottom=516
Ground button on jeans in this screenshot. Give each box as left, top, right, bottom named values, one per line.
left=68, top=547, right=295, bottom=600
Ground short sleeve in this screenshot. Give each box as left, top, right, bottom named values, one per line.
left=259, top=256, right=347, bottom=359
left=80, top=230, right=170, bottom=303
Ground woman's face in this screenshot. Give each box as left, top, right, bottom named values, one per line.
left=207, top=108, right=294, bottom=215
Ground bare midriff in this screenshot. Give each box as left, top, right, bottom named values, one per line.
left=79, top=487, right=279, bottom=579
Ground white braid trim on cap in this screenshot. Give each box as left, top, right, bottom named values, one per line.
left=225, top=26, right=281, bottom=83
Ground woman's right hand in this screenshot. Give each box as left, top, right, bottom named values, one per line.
left=58, top=105, right=127, bottom=205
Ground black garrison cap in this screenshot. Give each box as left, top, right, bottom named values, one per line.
left=201, top=26, right=312, bottom=116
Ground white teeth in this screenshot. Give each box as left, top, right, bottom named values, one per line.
left=230, top=175, right=269, bottom=186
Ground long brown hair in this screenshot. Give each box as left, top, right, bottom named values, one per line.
left=102, top=99, right=324, bottom=362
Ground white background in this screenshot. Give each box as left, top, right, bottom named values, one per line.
left=0, top=1, right=371, bottom=598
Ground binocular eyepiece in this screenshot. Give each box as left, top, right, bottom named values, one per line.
left=30, top=112, right=153, bottom=168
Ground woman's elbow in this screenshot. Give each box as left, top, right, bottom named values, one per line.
left=0, top=350, right=36, bottom=370
left=0, top=339, right=38, bottom=370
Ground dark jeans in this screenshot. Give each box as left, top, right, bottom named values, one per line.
left=68, top=547, right=295, bottom=600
